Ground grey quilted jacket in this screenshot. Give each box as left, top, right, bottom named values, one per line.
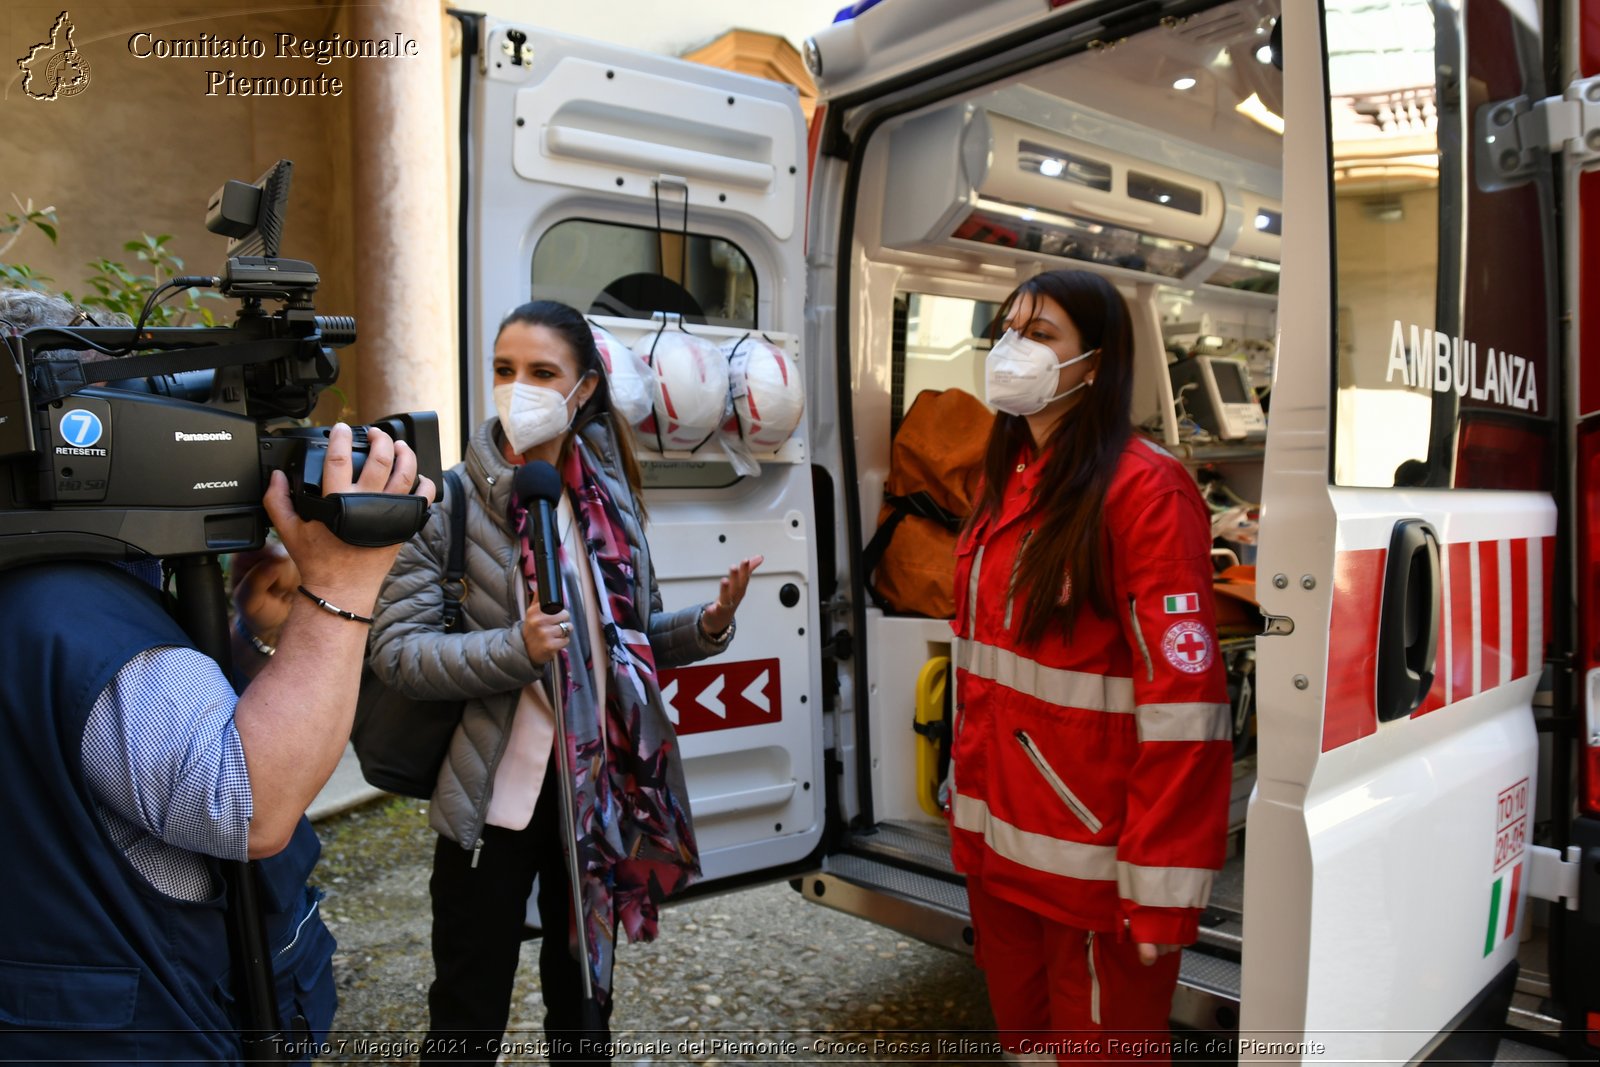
left=367, top=416, right=721, bottom=849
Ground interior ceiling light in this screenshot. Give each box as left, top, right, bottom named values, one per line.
left=1173, top=75, right=1198, bottom=90
left=1039, top=157, right=1065, bottom=177
left=1255, top=213, right=1273, bottom=229
left=1236, top=91, right=1285, bottom=134
left=1255, top=43, right=1274, bottom=64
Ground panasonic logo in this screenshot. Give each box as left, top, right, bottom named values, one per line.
left=193, top=480, right=240, bottom=490
left=174, top=430, right=234, bottom=442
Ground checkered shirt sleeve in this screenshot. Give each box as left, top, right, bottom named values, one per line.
left=80, top=646, right=253, bottom=900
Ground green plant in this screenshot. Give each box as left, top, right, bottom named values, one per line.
left=1, top=204, right=220, bottom=327
left=81, top=234, right=220, bottom=327
left=0, top=197, right=59, bottom=290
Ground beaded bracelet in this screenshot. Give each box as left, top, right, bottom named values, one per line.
left=297, top=585, right=374, bottom=625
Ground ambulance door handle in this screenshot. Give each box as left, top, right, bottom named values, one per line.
left=1376, top=518, right=1441, bottom=722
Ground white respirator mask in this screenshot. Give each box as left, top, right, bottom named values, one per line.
left=494, top=376, right=588, bottom=454
left=984, top=329, right=1099, bottom=416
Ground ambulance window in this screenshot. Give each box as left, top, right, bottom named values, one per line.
left=1128, top=173, right=1203, bottom=216
left=1326, top=0, right=1554, bottom=491
left=1019, top=142, right=1112, bottom=192
left=530, top=220, right=758, bottom=330
left=892, top=292, right=1002, bottom=435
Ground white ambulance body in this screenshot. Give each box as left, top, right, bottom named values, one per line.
left=453, top=0, right=1597, bottom=1060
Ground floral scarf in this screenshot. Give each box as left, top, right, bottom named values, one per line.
left=509, top=438, right=700, bottom=1005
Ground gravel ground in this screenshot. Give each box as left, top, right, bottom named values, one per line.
left=309, top=797, right=1004, bottom=1066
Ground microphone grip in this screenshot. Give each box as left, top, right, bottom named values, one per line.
left=532, top=499, right=564, bottom=615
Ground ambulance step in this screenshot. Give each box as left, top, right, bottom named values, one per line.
left=845, top=819, right=958, bottom=876
left=1171, top=948, right=1242, bottom=1033
left=1492, top=1036, right=1569, bottom=1063
left=803, top=852, right=974, bottom=955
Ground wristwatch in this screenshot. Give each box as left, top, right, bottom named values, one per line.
left=698, top=606, right=736, bottom=649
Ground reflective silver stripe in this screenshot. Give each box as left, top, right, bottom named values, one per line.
left=951, top=792, right=1118, bottom=880
left=1086, top=931, right=1101, bottom=1025
left=1127, top=596, right=1153, bottom=682
left=1135, top=702, right=1232, bottom=742
left=955, top=639, right=1135, bottom=713
left=967, top=544, right=985, bottom=640
left=1004, top=529, right=1033, bottom=631
left=1116, top=861, right=1215, bottom=909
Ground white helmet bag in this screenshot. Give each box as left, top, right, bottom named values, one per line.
left=590, top=323, right=658, bottom=428
left=722, top=335, right=804, bottom=450
left=634, top=328, right=729, bottom=452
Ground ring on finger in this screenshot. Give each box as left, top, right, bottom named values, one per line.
left=558, top=621, right=571, bottom=638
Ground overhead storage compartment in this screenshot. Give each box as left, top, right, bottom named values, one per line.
left=882, top=104, right=1280, bottom=290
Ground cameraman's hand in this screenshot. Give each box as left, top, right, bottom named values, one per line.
left=241, top=422, right=436, bottom=858
left=522, top=604, right=574, bottom=665
left=262, top=423, right=436, bottom=617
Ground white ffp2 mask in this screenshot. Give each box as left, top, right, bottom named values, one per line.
left=984, top=329, right=1098, bottom=416
left=494, top=378, right=586, bottom=454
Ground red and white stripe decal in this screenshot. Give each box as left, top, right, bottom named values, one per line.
left=1322, top=535, right=1551, bottom=751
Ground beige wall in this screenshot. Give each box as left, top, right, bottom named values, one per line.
left=471, top=0, right=843, bottom=58
left=0, top=0, right=453, bottom=438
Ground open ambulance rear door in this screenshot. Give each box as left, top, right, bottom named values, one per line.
left=449, top=14, right=824, bottom=885
left=1243, top=2, right=1572, bottom=1061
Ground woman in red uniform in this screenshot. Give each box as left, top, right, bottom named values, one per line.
left=949, top=269, right=1232, bottom=1063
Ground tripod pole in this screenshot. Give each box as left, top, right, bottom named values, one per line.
left=171, top=555, right=284, bottom=1065
left=546, top=652, right=596, bottom=1005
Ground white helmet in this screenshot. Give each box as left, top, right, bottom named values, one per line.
left=634, top=329, right=729, bottom=451
left=590, top=323, right=657, bottom=428
left=721, top=335, right=804, bottom=450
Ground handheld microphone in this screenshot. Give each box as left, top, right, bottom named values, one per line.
left=512, top=460, right=564, bottom=614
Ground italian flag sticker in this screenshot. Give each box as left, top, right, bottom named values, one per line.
left=1164, top=593, right=1199, bottom=614
left=1484, top=861, right=1523, bottom=957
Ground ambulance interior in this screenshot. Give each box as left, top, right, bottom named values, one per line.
left=846, top=0, right=1282, bottom=987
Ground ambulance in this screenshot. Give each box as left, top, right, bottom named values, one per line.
left=450, top=0, right=1597, bottom=1060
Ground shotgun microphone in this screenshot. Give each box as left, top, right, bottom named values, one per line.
left=513, top=460, right=564, bottom=614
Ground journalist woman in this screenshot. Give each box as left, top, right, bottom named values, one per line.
left=948, top=269, right=1231, bottom=1062
left=368, top=300, right=760, bottom=1065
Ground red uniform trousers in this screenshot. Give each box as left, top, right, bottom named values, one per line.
left=969, top=878, right=1182, bottom=1065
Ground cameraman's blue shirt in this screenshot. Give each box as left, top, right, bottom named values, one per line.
left=81, top=645, right=251, bottom=900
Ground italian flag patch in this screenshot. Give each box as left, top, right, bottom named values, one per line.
left=1164, top=592, right=1199, bottom=614
left=1483, top=861, right=1523, bottom=956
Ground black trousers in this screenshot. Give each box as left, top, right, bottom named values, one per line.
left=422, top=757, right=613, bottom=1065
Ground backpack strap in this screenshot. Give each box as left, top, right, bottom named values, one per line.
left=439, top=469, right=468, bottom=634
left=862, top=492, right=963, bottom=612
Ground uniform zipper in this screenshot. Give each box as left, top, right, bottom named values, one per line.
left=1003, top=530, right=1034, bottom=631
left=1128, top=596, right=1154, bottom=682
left=1013, top=729, right=1103, bottom=833
left=275, top=894, right=322, bottom=959
left=471, top=837, right=484, bottom=868
left=1087, top=931, right=1101, bottom=1024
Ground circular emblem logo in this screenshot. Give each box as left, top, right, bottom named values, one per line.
left=60, top=408, right=103, bottom=447
left=1162, top=619, right=1213, bottom=674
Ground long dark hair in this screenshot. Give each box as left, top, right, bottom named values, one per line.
left=495, top=300, right=647, bottom=517
left=969, top=270, right=1136, bottom=642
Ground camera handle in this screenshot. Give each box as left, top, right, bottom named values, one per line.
left=169, top=555, right=286, bottom=1065
left=293, top=492, right=429, bottom=547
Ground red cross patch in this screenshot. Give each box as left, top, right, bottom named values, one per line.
left=1161, top=619, right=1213, bottom=674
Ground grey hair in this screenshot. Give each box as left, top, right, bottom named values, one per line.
left=0, top=288, right=130, bottom=361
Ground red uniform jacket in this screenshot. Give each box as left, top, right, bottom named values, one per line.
left=949, top=435, right=1232, bottom=946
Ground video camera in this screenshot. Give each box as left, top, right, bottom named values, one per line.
left=0, top=160, right=442, bottom=568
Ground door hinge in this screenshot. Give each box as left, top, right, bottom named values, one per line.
left=1525, top=844, right=1582, bottom=911
left=1475, top=75, right=1600, bottom=190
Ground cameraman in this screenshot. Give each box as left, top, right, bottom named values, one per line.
left=0, top=290, right=436, bottom=1061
